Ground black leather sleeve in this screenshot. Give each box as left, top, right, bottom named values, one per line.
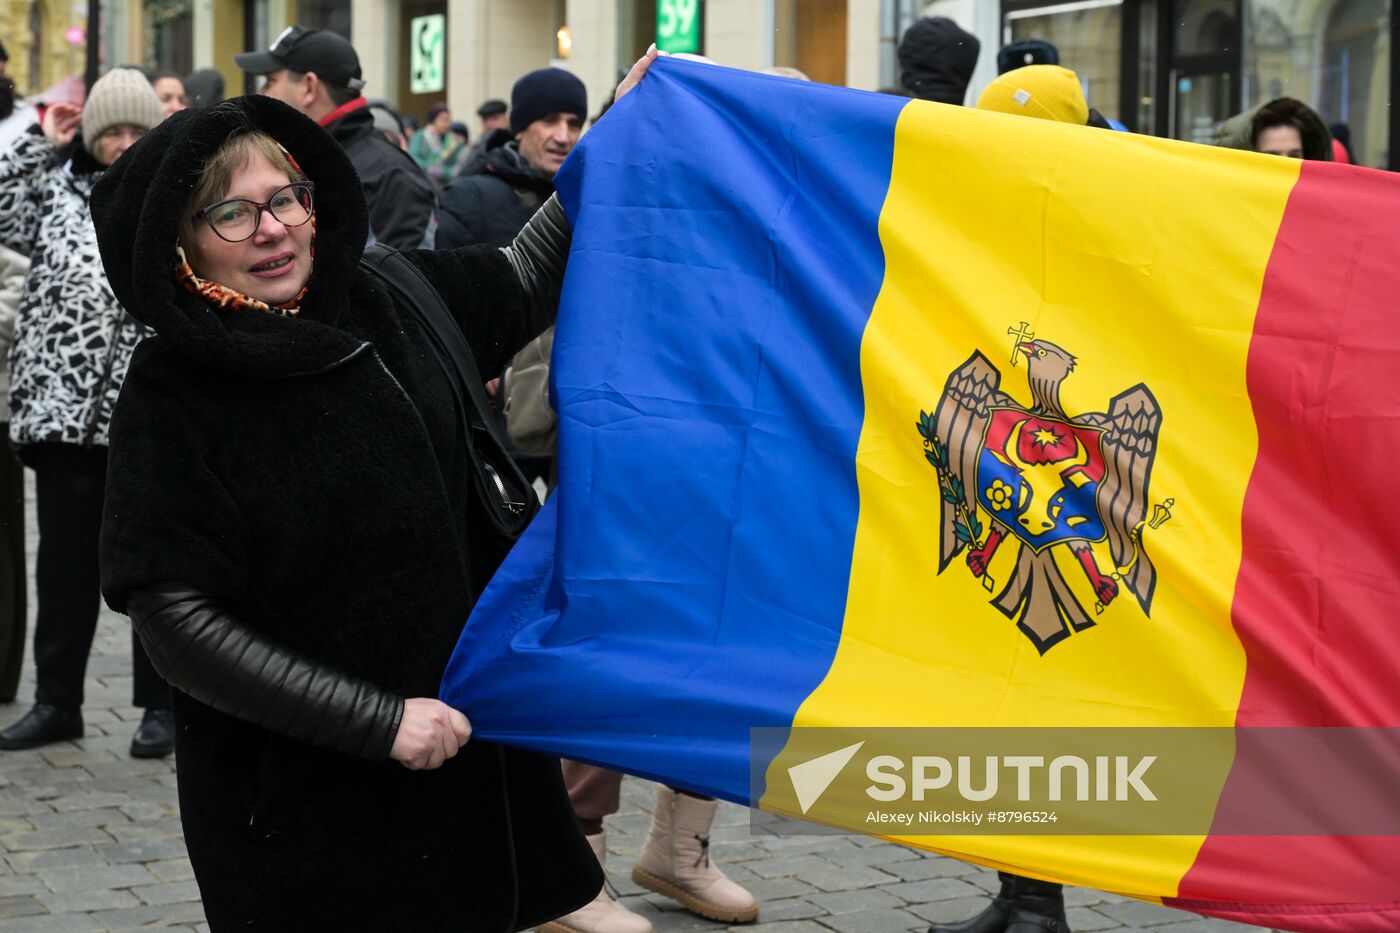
left=126, top=583, right=404, bottom=760
left=499, top=193, right=571, bottom=337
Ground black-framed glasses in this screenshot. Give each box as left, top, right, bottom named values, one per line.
left=194, top=182, right=315, bottom=243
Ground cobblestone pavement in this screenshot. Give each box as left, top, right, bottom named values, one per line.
left=0, top=482, right=1282, bottom=932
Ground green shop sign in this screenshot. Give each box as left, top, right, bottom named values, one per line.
left=656, top=0, right=702, bottom=54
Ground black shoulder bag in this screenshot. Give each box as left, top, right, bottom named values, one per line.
left=359, top=244, right=538, bottom=539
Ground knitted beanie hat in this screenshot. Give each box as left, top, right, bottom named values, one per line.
left=82, top=68, right=163, bottom=157
left=976, top=65, right=1088, bottom=126
left=509, top=68, right=587, bottom=134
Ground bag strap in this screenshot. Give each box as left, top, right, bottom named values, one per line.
left=359, top=243, right=536, bottom=537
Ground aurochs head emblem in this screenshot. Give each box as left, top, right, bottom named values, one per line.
left=916, top=332, right=1174, bottom=654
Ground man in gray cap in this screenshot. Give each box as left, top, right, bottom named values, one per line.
left=236, top=26, right=437, bottom=249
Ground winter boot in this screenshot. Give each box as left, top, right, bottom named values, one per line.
left=539, top=833, right=654, bottom=933
left=631, top=787, right=759, bottom=924
left=926, top=871, right=1015, bottom=933
left=1003, top=876, right=1069, bottom=933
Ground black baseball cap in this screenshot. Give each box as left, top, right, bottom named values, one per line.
left=236, top=26, right=364, bottom=90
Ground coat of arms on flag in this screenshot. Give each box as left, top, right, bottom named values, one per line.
left=918, top=334, right=1172, bottom=653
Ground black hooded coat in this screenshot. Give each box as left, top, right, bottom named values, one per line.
left=89, top=97, right=599, bottom=931
left=898, top=16, right=981, bottom=105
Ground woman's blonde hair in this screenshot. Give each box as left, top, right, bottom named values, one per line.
left=179, top=129, right=306, bottom=245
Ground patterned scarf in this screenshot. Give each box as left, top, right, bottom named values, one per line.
left=173, top=224, right=314, bottom=318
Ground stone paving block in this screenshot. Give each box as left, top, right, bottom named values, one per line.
left=806, top=886, right=905, bottom=915
left=1098, top=900, right=1203, bottom=927
left=0, top=873, right=49, bottom=896
left=35, top=807, right=131, bottom=831
left=743, top=877, right=817, bottom=902
left=145, top=858, right=195, bottom=884
left=747, top=854, right=835, bottom=879
left=833, top=843, right=923, bottom=868
left=817, top=906, right=924, bottom=933
left=0, top=815, right=35, bottom=834
left=46, top=791, right=134, bottom=813
left=103, top=820, right=186, bottom=844
left=0, top=796, right=55, bottom=817
left=99, top=838, right=190, bottom=864
left=1148, top=919, right=1273, bottom=933
left=88, top=899, right=207, bottom=930
left=709, top=841, right=770, bottom=863
left=1067, top=906, right=1127, bottom=931
left=734, top=922, right=830, bottom=933
left=131, top=880, right=202, bottom=906
left=754, top=897, right=826, bottom=923
left=882, top=855, right=982, bottom=882
left=116, top=801, right=180, bottom=822
left=0, top=893, right=47, bottom=918
left=39, top=747, right=119, bottom=769
left=34, top=862, right=158, bottom=893
left=905, top=896, right=993, bottom=924
left=629, top=900, right=725, bottom=932
left=881, top=877, right=984, bottom=904
left=964, top=871, right=1006, bottom=895
left=80, top=759, right=172, bottom=780
left=7, top=845, right=113, bottom=872
left=1065, top=886, right=1112, bottom=907
left=0, top=913, right=105, bottom=932
left=36, top=887, right=143, bottom=913
left=719, top=860, right=760, bottom=885
left=0, top=826, right=114, bottom=851
left=5, top=767, right=90, bottom=788
left=791, top=865, right=901, bottom=892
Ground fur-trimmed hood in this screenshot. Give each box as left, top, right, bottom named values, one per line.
left=90, top=96, right=371, bottom=377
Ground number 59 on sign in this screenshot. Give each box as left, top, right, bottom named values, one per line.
left=657, top=0, right=701, bottom=54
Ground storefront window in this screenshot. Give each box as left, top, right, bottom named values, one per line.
left=1004, top=0, right=1123, bottom=120
left=1175, top=0, right=1238, bottom=55
left=1245, top=0, right=1390, bottom=167
left=301, top=0, right=351, bottom=38
left=773, top=0, right=847, bottom=86
left=144, top=0, right=193, bottom=76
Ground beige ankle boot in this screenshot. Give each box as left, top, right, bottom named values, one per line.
left=631, top=787, right=759, bottom=924
left=539, top=833, right=654, bottom=933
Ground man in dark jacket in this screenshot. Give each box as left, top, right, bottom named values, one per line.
left=437, top=68, right=586, bottom=250
left=898, top=16, right=981, bottom=105
left=236, top=25, right=437, bottom=249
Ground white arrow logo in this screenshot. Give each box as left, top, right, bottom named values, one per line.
left=787, top=741, right=865, bottom=814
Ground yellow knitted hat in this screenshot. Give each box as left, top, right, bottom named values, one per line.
left=975, top=65, right=1088, bottom=125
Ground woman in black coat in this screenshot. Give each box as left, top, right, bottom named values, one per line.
left=89, top=94, right=601, bottom=931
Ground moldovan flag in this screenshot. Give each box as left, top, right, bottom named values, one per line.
left=442, top=58, right=1400, bottom=931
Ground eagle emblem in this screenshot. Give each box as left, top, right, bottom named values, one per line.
left=916, top=331, right=1172, bottom=654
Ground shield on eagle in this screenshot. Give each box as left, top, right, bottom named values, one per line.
left=976, top=409, right=1108, bottom=553
left=917, top=337, right=1169, bottom=654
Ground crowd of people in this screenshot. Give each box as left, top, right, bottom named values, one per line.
left=0, top=15, right=1363, bottom=933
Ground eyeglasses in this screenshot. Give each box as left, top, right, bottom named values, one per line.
left=194, top=182, right=315, bottom=243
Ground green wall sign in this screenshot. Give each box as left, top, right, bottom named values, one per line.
left=656, top=0, right=702, bottom=54
left=410, top=14, right=446, bottom=95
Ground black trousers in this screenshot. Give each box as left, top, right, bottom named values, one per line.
left=0, top=427, right=25, bottom=701
left=29, top=443, right=169, bottom=711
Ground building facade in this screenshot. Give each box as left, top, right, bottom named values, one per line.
left=1, top=0, right=1393, bottom=168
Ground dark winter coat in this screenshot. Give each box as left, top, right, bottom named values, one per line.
left=324, top=99, right=440, bottom=249
left=898, top=16, right=981, bottom=106
left=92, top=97, right=598, bottom=932
left=438, top=130, right=554, bottom=249
left=0, top=127, right=146, bottom=449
